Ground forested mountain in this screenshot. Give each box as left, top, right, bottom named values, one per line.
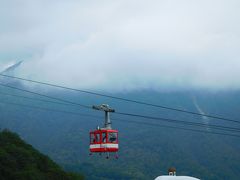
left=0, top=129, right=84, bottom=180
left=0, top=80, right=239, bottom=179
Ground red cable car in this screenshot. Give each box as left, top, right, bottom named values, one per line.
left=90, top=129, right=118, bottom=153
left=89, top=104, right=119, bottom=159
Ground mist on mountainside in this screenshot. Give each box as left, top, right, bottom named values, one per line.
left=0, top=76, right=239, bottom=179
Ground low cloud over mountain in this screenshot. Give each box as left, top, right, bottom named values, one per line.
left=1, top=0, right=240, bottom=91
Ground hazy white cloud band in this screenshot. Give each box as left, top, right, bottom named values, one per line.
left=1, top=0, right=240, bottom=91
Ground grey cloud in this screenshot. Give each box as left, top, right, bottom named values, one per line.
left=1, top=0, right=240, bottom=91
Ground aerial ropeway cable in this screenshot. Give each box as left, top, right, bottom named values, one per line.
left=0, top=99, right=240, bottom=135
left=0, top=86, right=240, bottom=138
left=0, top=79, right=240, bottom=141
left=0, top=90, right=240, bottom=133
left=0, top=83, right=240, bottom=131
left=0, top=73, right=239, bottom=123
left=0, top=81, right=240, bottom=128
left=1, top=100, right=240, bottom=138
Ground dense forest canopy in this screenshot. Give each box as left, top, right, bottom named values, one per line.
left=0, top=129, right=84, bottom=180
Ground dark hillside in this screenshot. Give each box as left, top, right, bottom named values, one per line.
left=0, top=129, right=84, bottom=180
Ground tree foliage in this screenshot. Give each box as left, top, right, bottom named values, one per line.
left=0, top=129, right=84, bottom=180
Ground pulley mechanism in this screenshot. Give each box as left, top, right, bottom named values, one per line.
left=92, top=104, right=115, bottom=130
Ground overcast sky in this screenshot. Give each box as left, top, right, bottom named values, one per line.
left=1, top=0, right=240, bottom=91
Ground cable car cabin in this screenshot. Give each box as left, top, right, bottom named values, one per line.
left=90, top=104, right=118, bottom=158
left=89, top=129, right=118, bottom=153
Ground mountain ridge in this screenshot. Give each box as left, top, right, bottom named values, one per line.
left=0, top=129, right=84, bottom=180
